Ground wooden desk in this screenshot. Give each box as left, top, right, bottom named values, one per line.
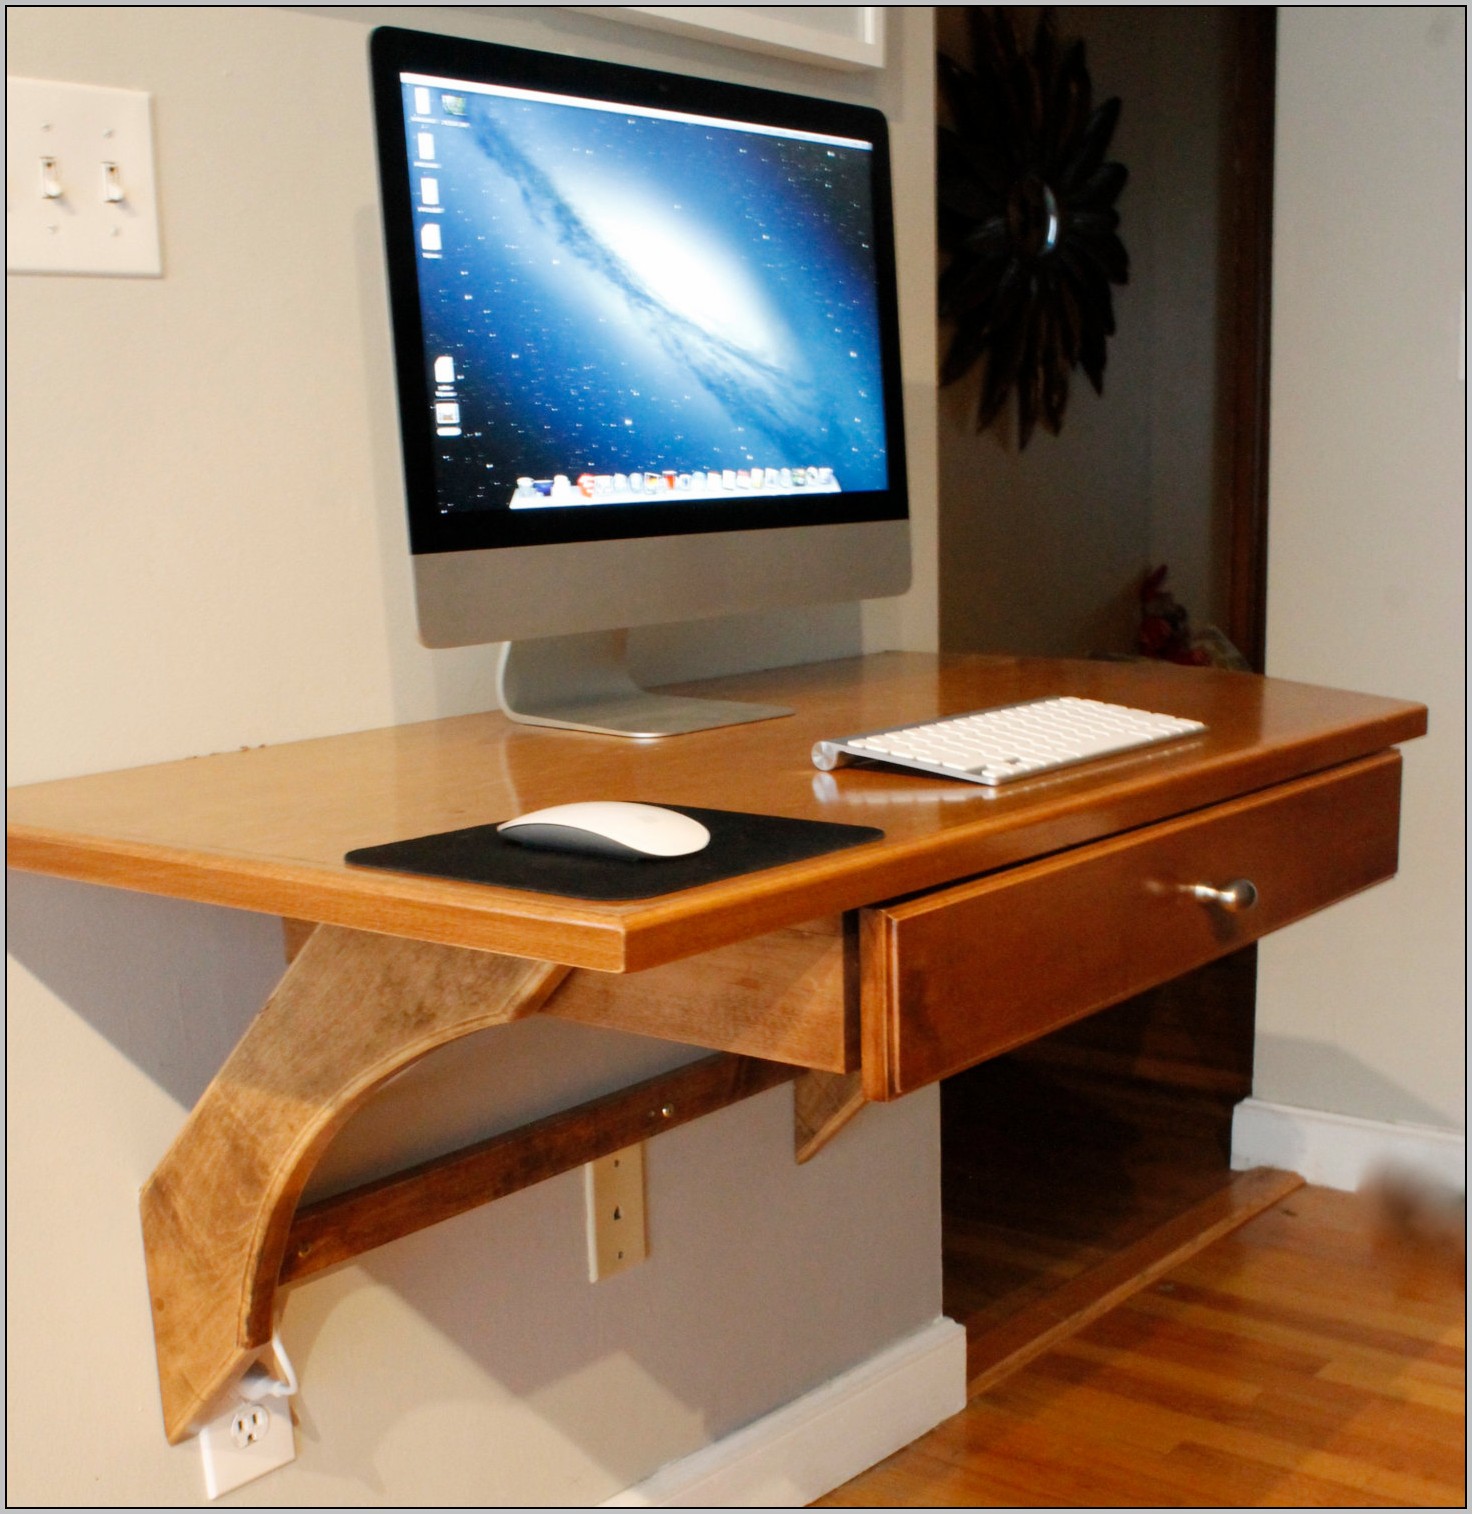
left=5, top=653, right=1426, bottom=1441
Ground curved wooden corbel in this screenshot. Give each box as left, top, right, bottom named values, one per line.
left=138, top=924, right=568, bottom=1444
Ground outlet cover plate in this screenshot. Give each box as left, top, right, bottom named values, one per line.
left=6, top=77, right=162, bottom=275
left=198, top=1396, right=296, bottom=1500
left=585, top=1142, right=648, bottom=1280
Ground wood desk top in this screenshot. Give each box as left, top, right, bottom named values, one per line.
left=6, top=654, right=1426, bottom=972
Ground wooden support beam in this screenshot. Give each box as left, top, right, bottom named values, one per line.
left=138, top=925, right=568, bottom=1444
left=542, top=915, right=855, bottom=1072
left=282, top=1052, right=800, bottom=1284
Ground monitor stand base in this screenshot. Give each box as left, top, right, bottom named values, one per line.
left=495, top=632, right=793, bottom=738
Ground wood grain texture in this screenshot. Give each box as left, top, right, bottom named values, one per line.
left=138, top=925, right=568, bottom=1443
left=543, top=915, right=854, bottom=1071
left=281, top=1052, right=798, bottom=1284
left=818, top=1185, right=1466, bottom=1508
left=793, top=1070, right=868, bottom=1163
left=281, top=916, right=316, bottom=962
left=862, top=751, right=1401, bottom=1098
left=8, top=654, right=1430, bottom=1457
left=1007, top=948, right=1258, bottom=1097
left=940, top=1034, right=1257, bottom=1344
left=5, top=654, right=1427, bottom=972
left=962, top=1167, right=1305, bottom=1396
left=1222, top=6, right=1278, bottom=674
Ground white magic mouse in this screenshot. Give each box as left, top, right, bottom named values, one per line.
left=497, top=801, right=711, bottom=860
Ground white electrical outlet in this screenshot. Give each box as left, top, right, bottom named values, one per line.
left=198, top=1394, right=296, bottom=1500
left=585, top=1142, right=648, bottom=1280
left=6, top=77, right=162, bottom=275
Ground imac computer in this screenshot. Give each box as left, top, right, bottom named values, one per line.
left=370, top=27, right=911, bottom=736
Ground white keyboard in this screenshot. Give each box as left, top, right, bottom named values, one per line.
left=811, top=696, right=1206, bottom=787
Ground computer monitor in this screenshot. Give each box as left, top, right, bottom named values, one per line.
left=370, top=27, right=911, bottom=735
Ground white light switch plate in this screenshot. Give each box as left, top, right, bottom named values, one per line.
left=6, top=77, right=162, bottom=275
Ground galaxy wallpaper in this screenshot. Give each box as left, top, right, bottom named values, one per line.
left=402, top=80, right=892, bottom=515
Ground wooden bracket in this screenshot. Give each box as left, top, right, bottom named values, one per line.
left=139, top=925, right=568, bottom=1443
left=793, top=1070, right=867, bottom=1163
left=139, top=919, right=865, bottom=1444
left=542, top=914, right=856, bottom=1072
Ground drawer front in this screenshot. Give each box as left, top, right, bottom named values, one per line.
left=860, top=752, right=1402, bottom=1100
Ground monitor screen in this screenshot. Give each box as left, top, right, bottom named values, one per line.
left=371, top=28, right=908, bottom=559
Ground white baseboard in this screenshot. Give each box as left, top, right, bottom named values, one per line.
left=1232, top=1097, right=1466, bottom=1193
left=603, top=1316, right=967, bottom=1508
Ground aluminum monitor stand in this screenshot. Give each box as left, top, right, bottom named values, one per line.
left=496, top=631, right=793, bottom=737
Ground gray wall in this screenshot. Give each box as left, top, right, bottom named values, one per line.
left=5, top=6, right=941, bottom=1504
left=1256, top=5, right=1465, bottom=1130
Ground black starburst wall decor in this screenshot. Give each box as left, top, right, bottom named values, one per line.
left=938, top=8, right=1130, bottom=448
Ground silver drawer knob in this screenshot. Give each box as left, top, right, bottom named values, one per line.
left=1188, top=878, right=1259, bottom=912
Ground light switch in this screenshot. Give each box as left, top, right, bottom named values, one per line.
left=6, top=77, right=161, bottom=276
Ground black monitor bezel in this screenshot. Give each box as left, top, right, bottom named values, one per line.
left=369, top=25, right=909, bottom=558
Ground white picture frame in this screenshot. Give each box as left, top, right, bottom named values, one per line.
left=572, top=7, right=886, bottom=71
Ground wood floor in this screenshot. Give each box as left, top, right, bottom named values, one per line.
left=820, top=964, right=1465, bottom=1506
left=816, top=961, right=1464, bottom=1509
left=819, top=1183, right=1465, bottom=1507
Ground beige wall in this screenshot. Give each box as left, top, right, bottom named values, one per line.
left=1256, top=6, right=1465, bottom=1130
left=5, top=6, right=941, bottom=1505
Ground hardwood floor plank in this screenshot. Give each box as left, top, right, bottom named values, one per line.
left=1126, top=1279, right=1467, bottom=1373
left=962, top=1167, right=1302, bottom=1395
left=1184, top=1254, right=1465, bottom=1342
left=861, top=997, right=1467, bottom=1511
left=1157, top=1439, right=1422, bottom=1508
left=1314, top=1354, right=1465, bottom=1413
left=897, top=1420, right=1208, bottom=1508
left=996, top=1367, right=1465, bottom=1506
left=815, top=1187, right=1466, bottom=1509
left=1049, top=1329, right=1307, bottom=1404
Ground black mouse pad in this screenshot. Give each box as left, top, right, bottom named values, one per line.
left=344, top=806, right=884, bottom=901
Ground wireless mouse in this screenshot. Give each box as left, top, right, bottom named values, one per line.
left=497, top=801, right=711, bottom=860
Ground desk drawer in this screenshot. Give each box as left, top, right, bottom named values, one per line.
left=860, top=751, right=1402, bottom=1100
